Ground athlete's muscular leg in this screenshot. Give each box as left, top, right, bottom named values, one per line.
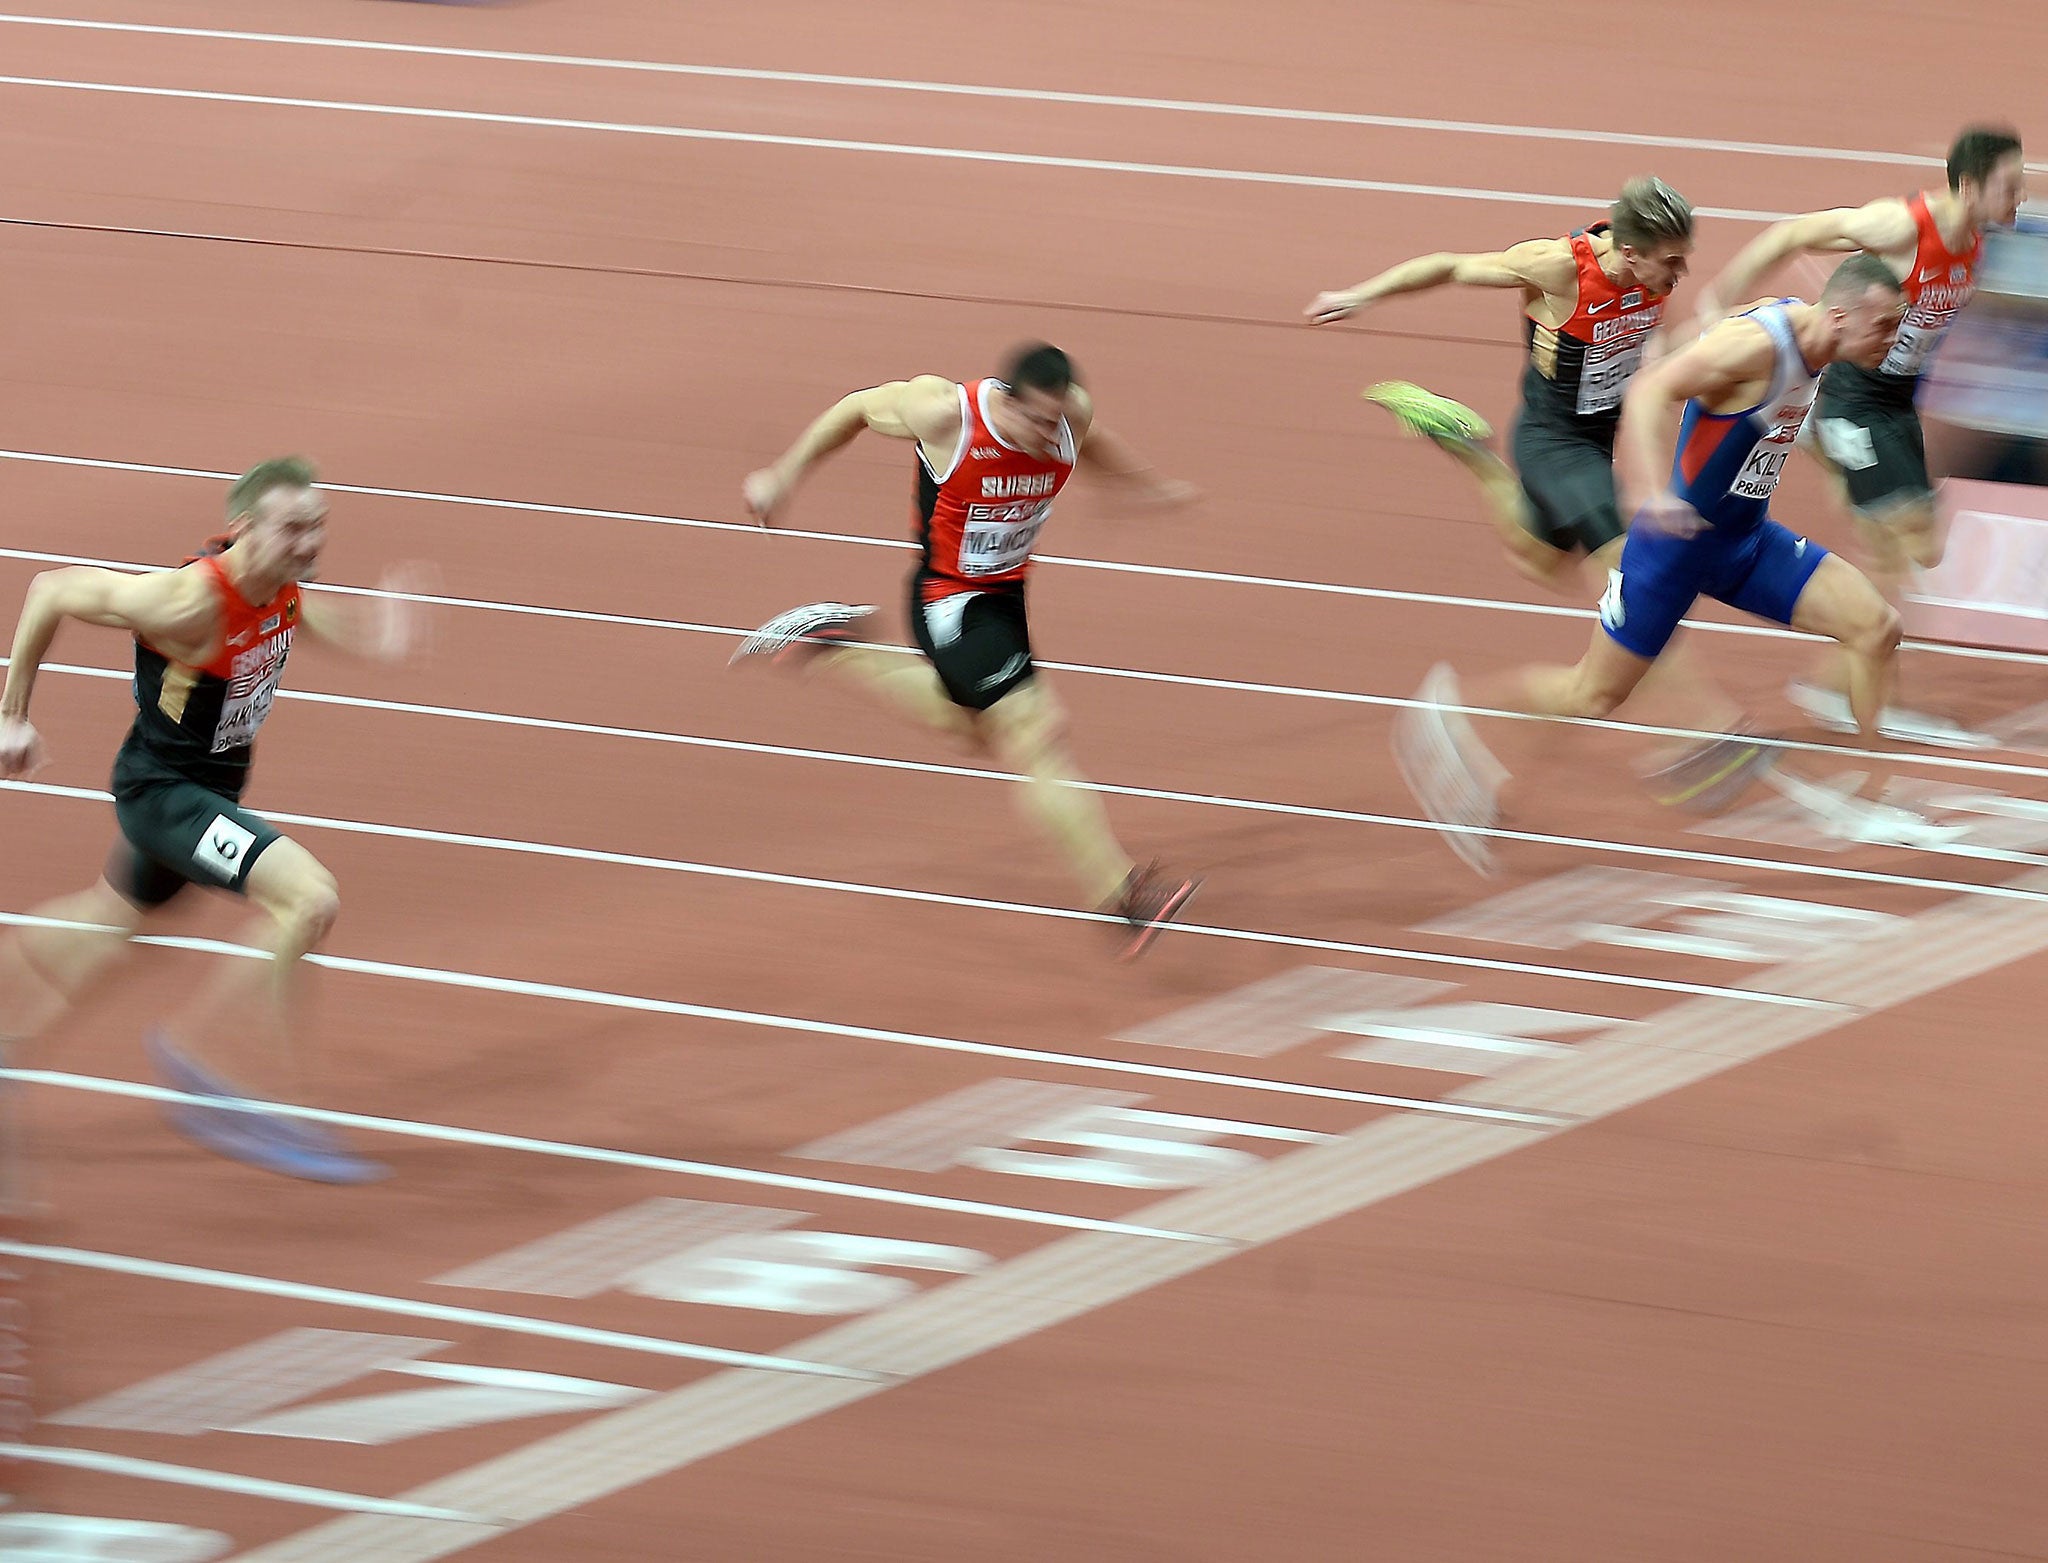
left=0, top=878, right=147, bottom=1046
left=1790, top=553, right=1901, bottom=741
left=1436, top=443, right=1583, bottom=592
left=1578, top=535, right=1749, bottom=738
left=165, top=837, right=340, bottom=1096
left=805, top=644, right=977, bottom=745
left=1495, top=628, right=1658, bottom=721
left=975, top=680, right=1135, bottom=907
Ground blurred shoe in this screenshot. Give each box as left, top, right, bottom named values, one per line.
left=1644, top=723, right=1783, bottom=813
left=1395, top=664, right=1508, bottom=875
left=148, top=1031, right=386, bottom=1185
left=1105, top=862, right=1203, bottom=961
left=729, top=603, right=875, bottom=668
left=1363, top=381, right=1493, bottom=453
left=1786, top=679, right=1994, bottom=749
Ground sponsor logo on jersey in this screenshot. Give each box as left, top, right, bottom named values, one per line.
left=1591, top=306, right=1662, bottom=345
left=1622, top=290, right=1644, bottom=308
left=980, top=472, right=1058, bottom=499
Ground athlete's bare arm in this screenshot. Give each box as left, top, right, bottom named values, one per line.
left=1694, top=199, right=1918, bottom=323
left=0, top=566, right=218, bottom=777
left=1066, top=388, right=1198, bottom=510
left=1305, top=237, right=1578, bottom=325
left=297, top=566, right=436, bottom=664
left=743, top=376, right=963, bottom=527
left=1616, top=316, right=1775, bottom=532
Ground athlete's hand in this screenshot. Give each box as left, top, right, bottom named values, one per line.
left=1136, top=476, right=1201, bottom=510
left=1636, top=492, right=1708, bottom=539
left=369, top=562, right=440, bottom=664
left=1303, top=289, right=1365, bottom=325
left=0, top=716, right=47, bottom=780
left=742, top=467, right=791, bottom=527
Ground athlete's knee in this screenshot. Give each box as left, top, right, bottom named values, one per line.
left=980, top=680, right=1064, bottom=767
left=1840, top=596, right=1902, bottom=661
left=267, top=861, right=341, bottom=949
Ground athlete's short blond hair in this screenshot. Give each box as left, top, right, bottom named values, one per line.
left=1609, top=177, right=1694, bottom=251
left=225, top=456, right=319, bottom=520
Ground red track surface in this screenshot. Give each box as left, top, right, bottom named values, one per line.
left=4, top=4, right=2047, bottom=1559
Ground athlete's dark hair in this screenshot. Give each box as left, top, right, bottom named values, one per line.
left=1609, top=176, right=1694, bottom=250
left=1001, top=343, right=1076, bottom=397
left=1948, top=126, right=2023, bottom=191
left=226, top=456, right=319, bottom=520
left=1822, top=251, right=1905, bottom=306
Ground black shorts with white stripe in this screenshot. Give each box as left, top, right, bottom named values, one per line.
left=907, top=572, right=1036, bottom=712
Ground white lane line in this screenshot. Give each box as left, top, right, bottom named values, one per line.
left=0, top=1068, right=1228, bottom=1245
left=0, top=777, right=1861, bottom=1009
left=0, top=911, right=1573, bottom=1122
left=16, top=555, right=2048, bottom=787
left=0, top=15, right=2020, bottom=173
left=9, top=685, right=2043, bottom=904
left=226, top=866, right=2048, bottom=1563
left=0, top=1444, right=495, bottom=1524
left=0, top=1241, right=882, bottom=1380
left=0, top=75, right=1800, bottom=220
left=9, top=451, right=2047, bottom=673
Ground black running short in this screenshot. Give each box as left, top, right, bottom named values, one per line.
left=907, top=573, right=1036, bottom=712
left=1511, top=413, right=1626, bottom=555
left=107, top=744, right=282, bottom=909
left=1812, top=363, right=1932, bottom=519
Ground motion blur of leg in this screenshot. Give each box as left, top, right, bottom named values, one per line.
left=735, top=600, right=1200, bottom=958
left=0, top=878, right=148, bottom=1046
left=150, top=837, right=383, bottom=1186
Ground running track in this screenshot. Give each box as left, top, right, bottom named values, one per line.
left=3, top=3, right=2048, bottom=1559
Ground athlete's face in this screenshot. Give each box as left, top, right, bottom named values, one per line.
left=995, top=384, right=1069, bottom=455
left=1626, top=239, right=1693, bottom=296
left=1835, top=285, right=1909, bottom=369
left=239, top=485, right=330, bottom=583
left=1966, top=152, right=2027, bottom=231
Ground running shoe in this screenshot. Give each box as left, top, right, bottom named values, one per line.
left=1106, top=861, right=1203, bottom=961
left=1362, top=381, right=1493, bottom=451
left=1394, top=663, right=1509, bottom=875
left=1785, top=679, right=1995, bottom=750
left=728, top=602, right=876, bottom=668
left=1644, top=723, right=1783, bottom=814
left=147, top=1031, right=387, bottom=1185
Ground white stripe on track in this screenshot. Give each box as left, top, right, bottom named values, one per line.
left=1, top=15, right=2029, bottom=174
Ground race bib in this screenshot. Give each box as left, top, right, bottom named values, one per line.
left=1880, top=317, right=1948, bottom=378
left=1577, top=335, right=1646, bottom=415
left=1731, top=436, right=1796, bottom=501
left=959, top=500, right=1050, bottom=576
left=214, top=632, right=292, bottom=753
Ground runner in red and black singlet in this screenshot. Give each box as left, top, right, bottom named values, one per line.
left=735, top=342, right=1203, bottom=960
left=1697, top=125, right=2026, bottom=743
left=913, top=375, right=1076, bottom=604
left=1308, top=177, right=1694, bottom=591
left=0, top=458, right=428, bottom=1183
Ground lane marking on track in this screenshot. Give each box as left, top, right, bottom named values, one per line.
left=0, top=74, right=1801, bottom=220
left=0, top=16, right=2029, bottom=174
left=225, top=866, right=2048, bottom=1562
left=0, top=910, right=1578, bottom=1120
left=0, top=1242, right=884, bottom=1379
left=9, top=453, right=2048, bottom=672
left=0, top=777, right=1926, bottom=1005
left=0, top=1068, right=1228, bottom=1244
left=0, top=1445, right=495, bottom=1524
